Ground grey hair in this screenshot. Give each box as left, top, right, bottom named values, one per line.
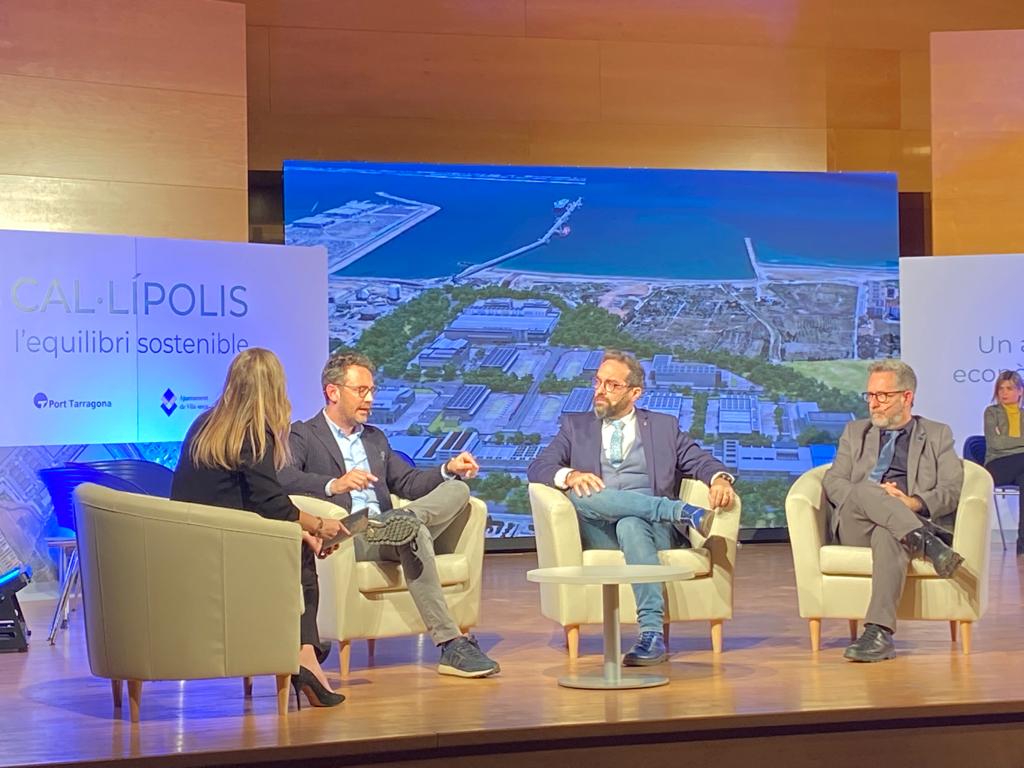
left=868, top=359, right=917, bottom=393
left=321, top=351, right=375, bottom=391
left=601, top=349, right=645, bottom=388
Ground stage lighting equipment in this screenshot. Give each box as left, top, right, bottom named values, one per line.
left=0, top=565, right=31, bottom=652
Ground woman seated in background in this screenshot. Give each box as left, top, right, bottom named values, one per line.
left=983, top=370, right=1024, bottom=556
left=171, top=347, right=347, bottom=707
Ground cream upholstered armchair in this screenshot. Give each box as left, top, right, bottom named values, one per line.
left=74, top=483, right=303, bottom=721
left=785, top=461, right=993, bottom=654
left=291, top=493, right=486, bottom=677
left=528, top=481, right=741, bottom=659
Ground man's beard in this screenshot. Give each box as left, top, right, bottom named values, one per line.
left=594, top=399, right=629, bottom=420
left=870, top=411, right=902, bottom=429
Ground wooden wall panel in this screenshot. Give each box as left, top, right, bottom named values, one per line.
left=524, top=124, right=826, bottom=171
left=0, top=74, right=246, bottom=189
left=827, top=129, right=930, bottom=191
left=828, top=0, right=1024, bottom=51
left=0, top=174, right=248, bottom=241
left=899, top=52, right=931, bottom=131
left=249, top=114, right=824, bottom=173
left=232, top=0, right=1024, bottom=198
left=267, top=28, right=601, bottom=122
left=249, top=115, right=533, bottom=169
left=247, top=26, right=272, bottom=116
left=826, top=49, right=901, bottom=130
left=0, top=0, right=245, bottom=94
left=599, top=42, right=825, bottom=128
left=932, top=29, right=1024, bottom=255
left=525, top=0, right=830, bottom=47
left=0, top=0, right=247, bottom=241
left=239, top=0, right=526, bottom=37
left=931, top=30, right=1024, bottom=133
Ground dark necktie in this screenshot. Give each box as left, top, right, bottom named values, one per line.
left=869, top=429, right=901, bottom=483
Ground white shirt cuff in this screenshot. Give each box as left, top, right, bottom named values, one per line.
left=710, top=471, right=735, bottom=485
left=554, top=467, right=573, bottom=490
left=440, top=463, right=455, bottom=480
left=324, top=479, right=334, bottom=497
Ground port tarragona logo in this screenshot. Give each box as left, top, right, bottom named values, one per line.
left=33, top=392, right=48, bottom=409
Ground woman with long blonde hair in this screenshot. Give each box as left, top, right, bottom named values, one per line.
left=171, top=348, right=346, bottom=707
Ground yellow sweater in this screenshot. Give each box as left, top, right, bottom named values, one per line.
left=1004, top=404, right=1021, bottom=438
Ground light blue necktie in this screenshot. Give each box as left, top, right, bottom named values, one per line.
left=609, top=419, right=625, bottom=467
left=869, top=429, right=901, bottom=483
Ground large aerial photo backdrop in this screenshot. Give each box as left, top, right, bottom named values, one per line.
left=284, top=161, right=900, bottom=540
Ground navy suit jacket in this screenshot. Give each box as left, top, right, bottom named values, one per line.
left=278, top=413, right=445, bottom=514
left=527, top=408, right=727, bottom=498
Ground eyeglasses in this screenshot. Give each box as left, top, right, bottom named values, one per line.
left=332, top=383, right=377, bottom=399
left=860, top=390, right=907, bottom=404
left=592, top=377, right=633, bottom=394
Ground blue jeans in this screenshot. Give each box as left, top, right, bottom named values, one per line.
left=572, top=489, right=681, bottom=633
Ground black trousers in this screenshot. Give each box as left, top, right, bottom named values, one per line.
left=299, top=545, right=321, bottom=648
left=985, top=453, right=1024, bottom=533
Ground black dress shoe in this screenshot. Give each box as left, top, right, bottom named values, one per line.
left=917, top=516, right=954, bottom=546
left=844, top=623, right=896, bottom=662
left=903, top=527, right=964, bottom=578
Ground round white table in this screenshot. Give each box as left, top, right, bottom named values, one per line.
left=527, top=564, right=693, bottom=690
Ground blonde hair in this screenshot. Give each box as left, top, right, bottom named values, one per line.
left=190, top=348, right=292, bottom=471
left=993, top=370, right=1024, bottom=402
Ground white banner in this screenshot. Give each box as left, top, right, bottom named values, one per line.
left=900, top=253, right=1024, bottom=453
left=0, top=229, right=327, bottom=446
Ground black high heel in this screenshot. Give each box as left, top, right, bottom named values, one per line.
left=291, top=666, right=345, bottom=709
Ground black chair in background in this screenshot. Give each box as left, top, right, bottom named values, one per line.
left=962, top=435, right=1008, bottom=551
left=65, top=459, right=173, bottom=497
left=37, top=461, right=171, bottom=644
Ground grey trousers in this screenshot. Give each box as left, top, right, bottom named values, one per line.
left=836, top=482, right=923, bottom=631
left=354, top=480, right=471, bottom=645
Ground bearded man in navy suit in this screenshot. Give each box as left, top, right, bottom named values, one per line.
left=528, top=349, right=736, bottom=665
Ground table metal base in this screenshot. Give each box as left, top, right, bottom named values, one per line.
left=557, top=672, right=669, bottom=690
left=559, top=583, right=671, bottom=690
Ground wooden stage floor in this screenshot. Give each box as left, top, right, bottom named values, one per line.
left=4, top=543, right=1024, bottom=768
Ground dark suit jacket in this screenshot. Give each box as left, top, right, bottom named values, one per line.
left=822, top=415, right=963, bottom=537
left=170, top=410, right=298, bottom=522
left=527, top=408, right=728, bottom=497
left=278, top=412, right=446, bottom=513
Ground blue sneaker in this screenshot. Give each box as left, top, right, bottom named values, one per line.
left=623, top=631, right=668, bottom=666
left=672, top=503, right=715, bottom=539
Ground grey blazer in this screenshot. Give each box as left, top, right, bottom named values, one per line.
left=278, top=413, right=446, bottom=514
left=821, top=415, right=963, bottom=539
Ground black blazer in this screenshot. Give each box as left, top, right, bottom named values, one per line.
left=170, top=411, right=298, bottom=523
left=278, top=412, right=445, bottom=513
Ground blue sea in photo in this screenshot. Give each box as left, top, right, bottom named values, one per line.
left=284, top=161, right=899, bottom=280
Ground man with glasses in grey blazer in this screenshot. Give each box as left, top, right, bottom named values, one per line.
left=823, top=359, right=964, bottom=662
